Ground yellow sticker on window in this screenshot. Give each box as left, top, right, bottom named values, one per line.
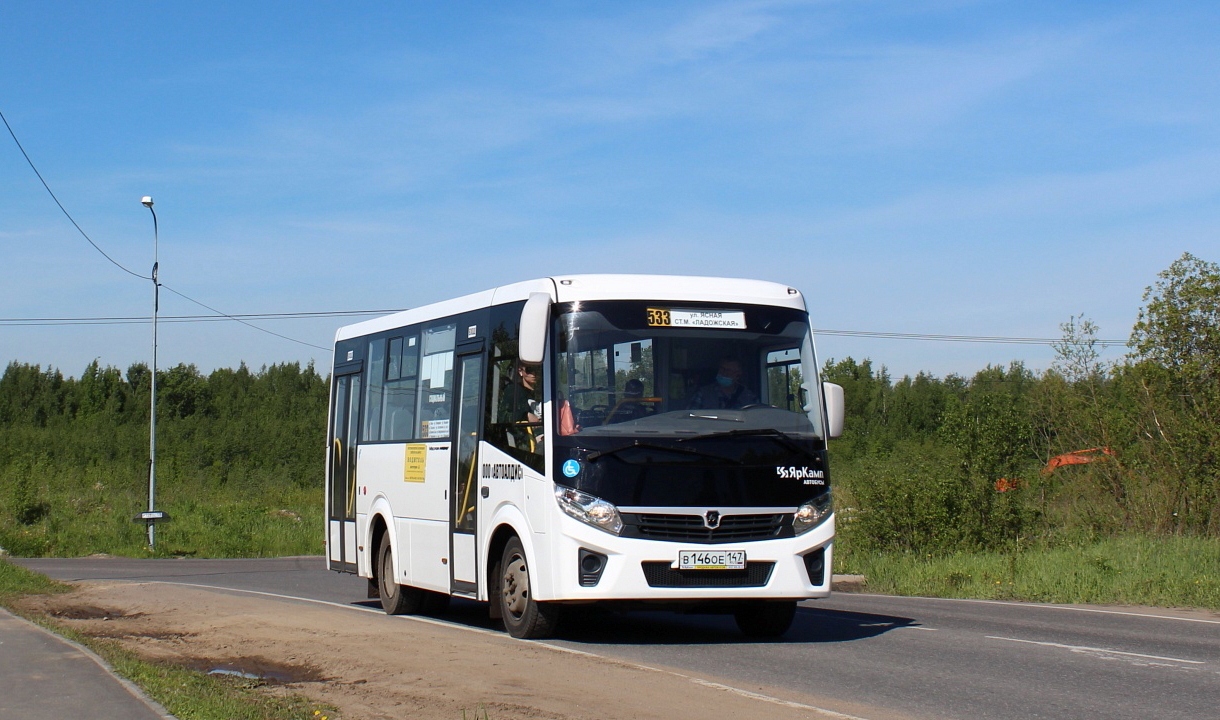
left=404, top=443, right=427, bottom=483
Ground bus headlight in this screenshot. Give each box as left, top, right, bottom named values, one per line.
left=793, top=492, right=832, bottom=535
left=555, top=487, right=623, bottom=535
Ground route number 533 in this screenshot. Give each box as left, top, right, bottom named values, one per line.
left=646, top=308, right=671, bottom=327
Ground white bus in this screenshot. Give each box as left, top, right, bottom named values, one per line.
left=326, top=275, right=843, bottom=639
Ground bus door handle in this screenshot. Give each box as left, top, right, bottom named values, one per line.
left=481, top=486, right=489, bottom=498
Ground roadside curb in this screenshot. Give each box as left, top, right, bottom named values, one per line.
left=831, top=574, right=866, bottom=592
left=0, top=607, right=177, bottom=720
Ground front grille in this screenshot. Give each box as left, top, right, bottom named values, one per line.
left=625, top=512, right=789, bottom=544
left=641, top=561, right=775, bottom=588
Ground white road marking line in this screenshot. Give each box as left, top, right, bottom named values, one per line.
left=688, top=678, right=871, bottom=719
left=146, top=581, right=874, bottom=719
left=535, top=647, right=872, bottom=719
left=534, top=642, right=602, bottom=658
left=850, top=593, right=1220, bottom=625
left=986, top=635, right=1205, bottom=665
left=892, top=625, right=937, bottom=631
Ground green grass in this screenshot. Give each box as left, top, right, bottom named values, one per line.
left=0, top=462, right=323, bottom=558
left=0, top=557, right=71, bottom=599
left=837, top=535, right=1220, bottom=610
left=0, top=559, right=337, bottom=720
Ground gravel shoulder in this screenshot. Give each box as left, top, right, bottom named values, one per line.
left=14, top=581, right=886, bottom=720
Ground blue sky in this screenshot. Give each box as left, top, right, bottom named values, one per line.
left=3, top=1, right=1218, bottom=379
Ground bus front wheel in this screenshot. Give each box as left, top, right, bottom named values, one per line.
left=498, top=536, right=559, bottom=639
left=734, top=600, right=796, bottom=638
left=378, top=532, right=425, bottom=615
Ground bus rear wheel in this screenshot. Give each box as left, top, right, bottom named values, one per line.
left=378, top=532, right=424, bottom=615
left=734, top=600, right=796, bottom=638
left=498, top=536, right=559, bottom=639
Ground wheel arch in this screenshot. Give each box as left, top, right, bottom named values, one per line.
left=485, top=520, right=527, bottom=619
left=367, top=501, right=394, bottom=583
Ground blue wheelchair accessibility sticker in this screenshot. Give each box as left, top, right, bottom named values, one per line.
left=562, top=459, right=581, bottom=478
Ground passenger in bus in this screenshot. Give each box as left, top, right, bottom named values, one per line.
left=502, top=361, right=542, bottom=424
left=500, top=360, right=543, bottom=452
left=688, top=358, right=759, bottom=410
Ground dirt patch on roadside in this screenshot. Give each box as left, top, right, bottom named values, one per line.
left=14, top=581, right=881, bottom=720
left=181, top=655, right=329, bottom=684
left=45, top=603, right=139, bottom=621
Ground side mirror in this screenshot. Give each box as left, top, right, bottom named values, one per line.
left=518, top=292, right=552, bottom=364
left=823, top=382, right=844, bottom=439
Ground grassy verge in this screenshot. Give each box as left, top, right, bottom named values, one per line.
left=837, top=535, right=1220, bottom=610
left=0, top=558, right=338, bottom=720
left=0, top=556, right=71, bottom=599
left=0, top=463, right=322, bottom=558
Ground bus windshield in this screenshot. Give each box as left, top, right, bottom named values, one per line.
left=553, top=300, right=825, bottom=441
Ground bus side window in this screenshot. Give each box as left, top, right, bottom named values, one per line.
left=381, top=334, right=418, bottom=441
left=765, top=347, right=804, bottom=412
left=363, top=337, right=386, bottom=441
left=416, top=324, right=456, bottom=439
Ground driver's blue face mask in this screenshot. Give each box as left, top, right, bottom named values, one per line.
left=715, top=374, right=734, bottom=388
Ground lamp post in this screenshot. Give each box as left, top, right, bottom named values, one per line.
left=139, top=195, right=164, bottom=548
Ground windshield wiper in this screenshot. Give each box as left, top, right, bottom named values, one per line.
left=585, top=440, right=742, bottom=465
left=677, top=428, right=817, bottom=458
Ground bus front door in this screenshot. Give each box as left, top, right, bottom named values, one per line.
left=450, top=344, right=485, bottom=594
left=327, top=370, right=360, bottom=572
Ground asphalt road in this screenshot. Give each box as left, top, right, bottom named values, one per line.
left=17, top=556, right=1220, bottom=720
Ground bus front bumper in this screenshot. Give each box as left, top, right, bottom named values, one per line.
left=541, top=513, right=835, bottom=602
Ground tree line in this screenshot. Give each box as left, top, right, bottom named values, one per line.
left=824, top=252, right=1220, bottom=552
left=0, top=360, right=326, bottom=475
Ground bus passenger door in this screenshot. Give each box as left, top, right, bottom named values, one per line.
left=327, top=369, right=361, bottom=573
left=450, top=342, right=485, bottom=594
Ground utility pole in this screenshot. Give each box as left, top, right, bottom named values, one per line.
left=137, top=196, right=167, bottom=547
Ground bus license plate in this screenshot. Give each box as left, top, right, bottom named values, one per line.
left=677, top=550, right=746, bottom=570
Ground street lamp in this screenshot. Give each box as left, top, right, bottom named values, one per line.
left=136, top=195, right=167, bottom=547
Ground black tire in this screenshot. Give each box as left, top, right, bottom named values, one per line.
left=498, top=536, right=559, bottom=639
left=734, top=600, right=796, bottom=638
left=378, top=532, right=424, bottom=615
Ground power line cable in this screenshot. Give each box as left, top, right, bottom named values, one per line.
left=0, top=309, right=406, bottom=326
left=159, top=284, right=331, bottom=351
left=1, top=109, right=148, bottom=280
left=812, top=328, right=1127, bottom=348
left=2, top=107, right=336, bottom=352
left=1, top=306, right=1128, bottom=348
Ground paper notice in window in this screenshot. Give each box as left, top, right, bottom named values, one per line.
left=423, top=418, right=450, bottom=438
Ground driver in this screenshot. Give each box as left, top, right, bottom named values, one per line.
left=688, top=358, right=759, bottom=410
left=500, top=360, right=543, bottom=452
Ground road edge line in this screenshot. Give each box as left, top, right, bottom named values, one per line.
left=845, top=593, right=1220, bottom=624
left=985, top=635, right=1206, bottom=665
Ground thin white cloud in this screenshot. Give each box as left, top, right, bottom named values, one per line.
left=660, top=1, right=782, bottom=62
